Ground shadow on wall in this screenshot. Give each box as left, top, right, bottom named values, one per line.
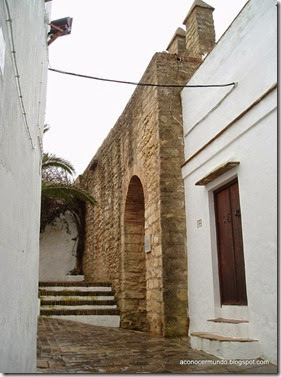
left=120, top=176, right=148, bottom=331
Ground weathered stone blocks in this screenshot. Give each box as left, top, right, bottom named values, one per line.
left=79, top=1, right=216, bottom=338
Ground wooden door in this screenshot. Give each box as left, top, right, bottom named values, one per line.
left=214, top=179, right=247, bottom=305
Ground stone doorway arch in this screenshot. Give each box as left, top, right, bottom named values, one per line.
left=120, top=175, right=147, bottom=331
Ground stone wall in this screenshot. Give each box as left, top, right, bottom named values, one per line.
left=79, top=0, right=215, bottom=337
left=184, top=0, right=215, bottom=58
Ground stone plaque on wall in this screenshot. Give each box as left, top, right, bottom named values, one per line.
left=144, top=234, right=151, bottom=253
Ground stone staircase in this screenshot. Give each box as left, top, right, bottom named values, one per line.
left=190, top=316, right=260, bottom=359
left=39, top=280, right=120, bottom=327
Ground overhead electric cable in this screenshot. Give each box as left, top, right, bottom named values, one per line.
left=48, top=68, right=236, bottom=88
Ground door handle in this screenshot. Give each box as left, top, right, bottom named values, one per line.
left=235, top=209, right=241, bottom=217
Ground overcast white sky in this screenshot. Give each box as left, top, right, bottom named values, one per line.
left=45, top=0, right=249, bottom=176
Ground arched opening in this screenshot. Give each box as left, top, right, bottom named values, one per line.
left=120, top=176, right=147, bottom=331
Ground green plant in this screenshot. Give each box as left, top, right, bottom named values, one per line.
left=40, top=127, right=96, bottom=274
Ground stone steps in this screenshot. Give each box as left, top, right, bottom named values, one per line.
left=40, top=308, right=119, bottom=315
left=39, top=289, right=115, bottom=296
left=41, top=299, right=116, bottom=306
left=39, top=280, right=120, bottom=327
left=39, top=281, right=112, bottom=287
left=207, top=317, right=250, bottom=338
left=41, top=295, right=115, bottom=301
left=39, top=286, right=112, bottom=291
left=190, top=318, right=260, bottom=359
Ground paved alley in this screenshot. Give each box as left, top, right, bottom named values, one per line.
left=37, top=317, right=277, bottom=373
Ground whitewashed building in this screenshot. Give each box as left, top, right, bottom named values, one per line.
left=0, top=0, right=51, bottom=372
left=39, top=212, right=78, bottom=281
left=181, top=0, right=277, bottom=364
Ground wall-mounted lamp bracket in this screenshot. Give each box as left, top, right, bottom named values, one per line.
left=48, top=17, right=73, bottom=46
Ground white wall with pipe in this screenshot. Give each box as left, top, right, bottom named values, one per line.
left=181, top=0, right=277, bottom=363
left=0, top=0, right=50, bottom=372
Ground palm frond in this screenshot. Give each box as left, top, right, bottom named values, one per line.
left=42, top=181, right=96, bottom=205
left=42, top=153, right=76, bottom=176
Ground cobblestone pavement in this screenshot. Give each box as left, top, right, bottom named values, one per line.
left=37, top=317, right=277, bottom=374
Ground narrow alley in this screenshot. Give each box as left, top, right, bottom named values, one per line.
left=37, top=317, right=277, bottom=374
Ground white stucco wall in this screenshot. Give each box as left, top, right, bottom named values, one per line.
left=40, top=212, right=78, bottom=281
left=181, top=0, right=277, bottom=364
left=0, top=0, right=50, bottom=372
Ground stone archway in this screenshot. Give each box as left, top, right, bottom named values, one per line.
left=120, top=175, right=147, bottom=331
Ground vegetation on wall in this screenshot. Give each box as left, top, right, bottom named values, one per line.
left=41, top=129, right=95, bottom=274
left=41, top=152, right=95, bottom=230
